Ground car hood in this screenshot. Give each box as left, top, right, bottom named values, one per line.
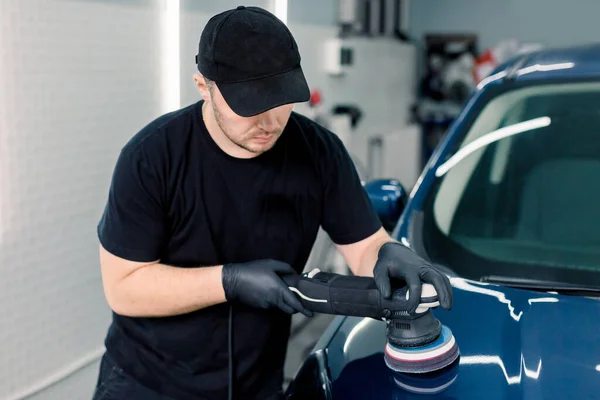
left=326, top=277, right=600, bottom=399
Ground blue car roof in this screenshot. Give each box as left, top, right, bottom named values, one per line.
left=487, top=42, right=600, bottom=85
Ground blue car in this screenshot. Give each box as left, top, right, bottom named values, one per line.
left=286, top=43, right=600, bottom=399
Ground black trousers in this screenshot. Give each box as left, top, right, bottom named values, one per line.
left=92, top=353, right=180, bottom=400
left=92, top=353, right=284, bottom=400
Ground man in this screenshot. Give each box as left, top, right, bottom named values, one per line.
left=93, top=5, right=452, bottom=400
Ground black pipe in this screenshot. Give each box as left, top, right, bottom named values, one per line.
left=394, top=0, right=400, bottom=34
left=379, top=0, right=386, bottom=35
left=363, top=0, right=371, bottom=35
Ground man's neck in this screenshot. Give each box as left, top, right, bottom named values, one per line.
left=201, top=101, right=257, bottom=159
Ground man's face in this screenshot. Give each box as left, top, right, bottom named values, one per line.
left=202, top=78, right=294, bottom=155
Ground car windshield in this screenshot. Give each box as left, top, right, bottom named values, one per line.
left=420, top=80, right=600, bottom=289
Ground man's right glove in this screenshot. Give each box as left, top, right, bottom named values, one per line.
left=221, top=259, right=314, bottom=317
left=373, top=242, right=453, bottom=313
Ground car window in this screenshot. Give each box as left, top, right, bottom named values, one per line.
left=422, top=81, right=600, bottom=287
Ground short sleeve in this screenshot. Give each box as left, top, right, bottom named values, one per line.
left=320, top=134, right=382, bottom=245
left=97, top=147, right=166, bottom=262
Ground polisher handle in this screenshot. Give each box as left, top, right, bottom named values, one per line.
left=282, top=269, right=440, bottom=319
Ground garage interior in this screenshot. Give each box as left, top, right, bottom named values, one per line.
left=1, top=0, right=599, bottom=399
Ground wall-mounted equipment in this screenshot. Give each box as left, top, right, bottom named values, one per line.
left=324, top=38, right=354, bottom=76
left=337, top=0, right=410, bottom=41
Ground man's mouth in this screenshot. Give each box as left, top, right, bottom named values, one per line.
left=252, top=135, right=274, bottom=143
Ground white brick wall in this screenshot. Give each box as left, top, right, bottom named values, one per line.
left=0, top=1, right=164, bottom=399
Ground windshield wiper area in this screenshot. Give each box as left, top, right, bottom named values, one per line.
left=480, top=275, right=600, bottom=297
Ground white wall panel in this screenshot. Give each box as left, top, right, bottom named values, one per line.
left=180, top=8, right=211, bottom=108
left=288, top=23, right=418, bottom=176
left=0, top=0, right=165, bottom=399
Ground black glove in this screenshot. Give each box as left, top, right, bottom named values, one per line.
left=222, top=259, right=313, bottom=317
left=373, top=242, right=453, bottom=313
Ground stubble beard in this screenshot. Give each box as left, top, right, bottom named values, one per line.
left=211, top=101, right=278, bottom=155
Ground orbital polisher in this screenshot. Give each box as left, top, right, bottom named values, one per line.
left=283, top=268, right=459, bottom=374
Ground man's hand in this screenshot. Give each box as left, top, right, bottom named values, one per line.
left=373, top=242, right=453, bottom=313
left=222, top=259, right=313, bottom=317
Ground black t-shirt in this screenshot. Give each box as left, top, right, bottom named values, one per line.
left=97, top=100, right=382, bottom=399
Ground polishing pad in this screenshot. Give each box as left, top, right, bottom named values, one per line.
left=392, top=357, right=459, bottom=395
left=384, top=325, right=459, bottom=374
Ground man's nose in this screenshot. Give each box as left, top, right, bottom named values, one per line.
left=257, top=110, right=278, bottom=132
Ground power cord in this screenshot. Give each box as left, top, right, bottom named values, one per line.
left=228, top=304, right=234, bottom=400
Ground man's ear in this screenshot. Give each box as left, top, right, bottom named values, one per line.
left=193, top=73, right=211, bottom=102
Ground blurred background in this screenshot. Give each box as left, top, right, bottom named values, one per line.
left=0, top=0, right=597, bottom=399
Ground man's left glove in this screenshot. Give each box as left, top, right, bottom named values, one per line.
left=222, top=259, right=314, bottom=317
left=373, top=242, right=453, bottom=313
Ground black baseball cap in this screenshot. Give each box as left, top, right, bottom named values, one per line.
left=196, top=5, right=310, bottom=117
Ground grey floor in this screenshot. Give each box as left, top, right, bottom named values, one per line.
left=283, top=312, right=336, bottom=387
left=20, top=313, right=335, bottom=400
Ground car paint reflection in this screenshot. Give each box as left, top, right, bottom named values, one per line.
left=460, top=354, right=542, bottom=385
left=393, top=357, right=460, bottom=395
left=327, top=277, right=600, bottom=399
left=450, top=278, right=526, bottom=321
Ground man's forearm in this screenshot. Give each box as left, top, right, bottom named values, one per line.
left=355, top=231, right=396, bottom=276
left=355, top=232, right=397, bottom=277
left=337, top=227, right=397, bottom=276
left=108, top=263, right=226, bottom=317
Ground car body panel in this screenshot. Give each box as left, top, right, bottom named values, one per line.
left=479, top=43, right=600, bottom=88
left=513, top=43, right=600, bottom=81
left=326, top=279, right=600, bottom=399
left=286, top=43, right=600, bottom=399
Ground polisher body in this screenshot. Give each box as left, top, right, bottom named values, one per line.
left=283, top=269, right=460, bottom=373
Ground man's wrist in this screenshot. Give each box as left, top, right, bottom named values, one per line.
left=357, top=238, right=397, bottom=276
left=220, top=264, right=233, bottom=301
left=374, top=238, right=401, bottom=260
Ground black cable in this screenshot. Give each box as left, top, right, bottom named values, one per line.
left=379, top=0, right=385, bottom=35
left=363, top=0, right=371, bottom=35
left=394, top=0, right=400, bottom=34
left=228, top=304, right=233, bottom=400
